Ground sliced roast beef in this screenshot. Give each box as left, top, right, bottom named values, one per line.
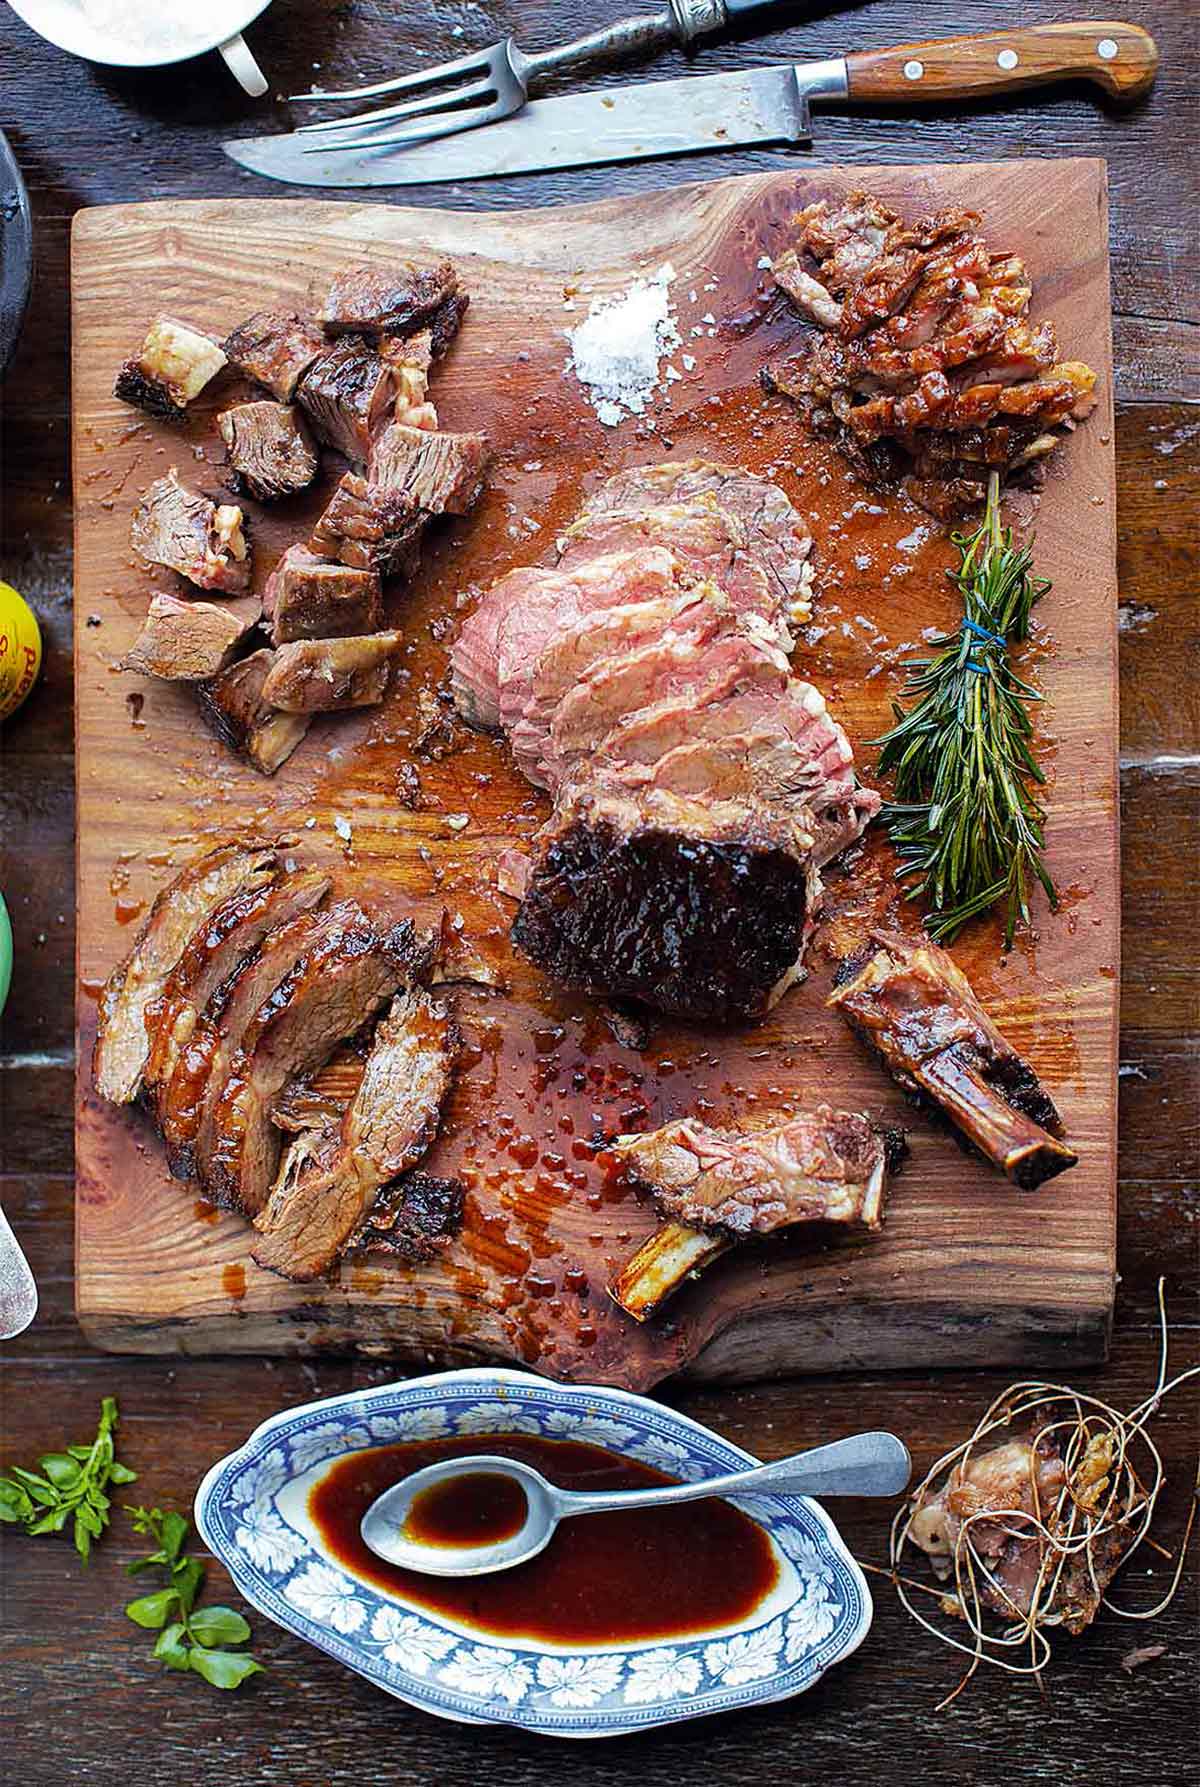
left=143, top=866, right=331, bottom=1112
left=160, top=900, right=337, bottom=1181
left=297, top=337, right=395, bottom=464
left=252, top=987, right=458, bottom=1280
left=218, top=400, right=319, bottom=500
left=93, top=840, right=279, bottom=1106
left=201, top=907, right=430, bottom=1216
left=120, top=592, right=261, bottom=681
left=512, top=783, right=815, bottom=1024
left=317, top=261, right=459, bottom=339
left=829, top=930, right=1077, bottom=1188
left=349, top=1170, right=465, bottom=1260
left=368, top=423, right=490, bottom=514
left=196, top=649, right=312, bottom=776
left=114, top=316, right=227, bottom=418
left=452, top=545, right=691, bottom=732
left=260, top=632, right=404, bottom=713
left=309, top=473, right=424, bottom=575
left=131, top=469, right=251, bottom=594
left=222, top=311, right=327, bottom=402
left=263, top=545, right=383, bottom=644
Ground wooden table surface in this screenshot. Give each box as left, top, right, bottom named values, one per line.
left=1, top=3, right=1196, bottom=1780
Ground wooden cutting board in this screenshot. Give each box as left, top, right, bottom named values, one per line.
left=71, top=161, right=1118, bottom=1389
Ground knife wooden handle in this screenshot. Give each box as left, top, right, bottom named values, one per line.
left=844, top=22, right=1158, bottom=106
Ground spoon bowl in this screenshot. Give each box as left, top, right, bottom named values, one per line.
left=361, top=1429, right=911, bottom=1578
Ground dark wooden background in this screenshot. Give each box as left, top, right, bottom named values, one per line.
left=1, top=2, right=1196, bottom=1779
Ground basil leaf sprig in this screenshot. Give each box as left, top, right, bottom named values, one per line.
left=873, top=470, right=1057, bottom=948
left=125, top=1505, right=262, bottom=1690
left=0, top=1396, right=136, bottom=1560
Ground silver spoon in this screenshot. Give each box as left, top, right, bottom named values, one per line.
left=361, top=1429, right=910, bottom=1577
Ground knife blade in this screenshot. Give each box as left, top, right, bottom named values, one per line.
left=223, top=24, right=1158, bottom=187
left=224, top=62, right=842, bottom=187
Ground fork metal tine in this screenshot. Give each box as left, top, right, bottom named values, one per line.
left=300, top=99, right=509, bottom=157
left=288, top=40, right=504, bottom=106
left=296, top=74, right=497, bottom=139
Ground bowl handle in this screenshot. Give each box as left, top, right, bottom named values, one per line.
left=219, top=32, right=269, bottom=97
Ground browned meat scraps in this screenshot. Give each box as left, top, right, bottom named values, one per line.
left=222, top=311, right=327, bottom=402
left=119, top=591, right=260, bottom=681
left=368, top=423, right=491, bottom=513
left=263, top=545, right=382, bottom=644
left=92, top=840, right=280, bottom=1106
left=349, top=1171, right=465, bottom=1261
left=260, top=631, right=404, bottom=713
left=829, top=929, right=1077, bottom=1188
left=114, top=316, right=227, bottom=418
left=608, top=1105, right=904, bottom=1319
left=452, top=460, right=876, bottom=1022
left=297, top=336, right=396, bottom=464
left=317, top=261, right=460, bottom=339
left=201, top=906, right=430, bottom=1216
left=195, top=648, right=312, bottom=776
left=131, top=469, right=251, bottom=593
left=379, top=330, right=438, bottom=430
left=252, top=987, right=459, bottom=1280
left=309, top=473, right=425, bottom=575
left=218, top=400, right=319, bottom=500
left=765, top=190, right=1099, bottom=516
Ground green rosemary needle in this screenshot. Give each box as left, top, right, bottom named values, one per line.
left=873, top=471, right=1057, bottom=948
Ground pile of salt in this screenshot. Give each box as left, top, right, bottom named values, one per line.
left=566, top=265, right=681, bottom=428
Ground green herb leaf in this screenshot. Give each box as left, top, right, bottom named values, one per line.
left=125, top=1589, right=180, bottom=1630
left=187, top=1648, right=263, bottom=1691
left=158, top=1510, right=188, bottom=1564
left=38, top=1454, right=82, bottom=1489
left=153, top=1623, right=192, bottom=1671
left=0, top=1400, right=133, bottom=1562
left=189, top=1606, right=252, bottom=1648
left=171, top=1555, right=205, bottom=1615
left=0, top=1479, right=33, bottom=1523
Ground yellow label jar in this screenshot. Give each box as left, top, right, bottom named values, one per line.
left=0, top=580, right=42, bottom=721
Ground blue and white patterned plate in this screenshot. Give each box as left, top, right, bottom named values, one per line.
left=195, top=1368, right=872, bottom=1737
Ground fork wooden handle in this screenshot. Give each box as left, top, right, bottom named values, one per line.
left=844, top=21, right=1158, bottom=106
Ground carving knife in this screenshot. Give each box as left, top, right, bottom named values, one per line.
left=224, top=23, right=1157, bottom=187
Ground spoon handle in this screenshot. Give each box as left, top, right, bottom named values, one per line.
left=554, top=1431, right=911, bottom=1518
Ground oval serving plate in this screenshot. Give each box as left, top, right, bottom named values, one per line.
left=196, top=1367, right=872, bottom=1737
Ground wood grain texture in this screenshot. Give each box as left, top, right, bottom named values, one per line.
left=844, top=23, right=1160, bottom=105
left=71, top=161, right=1119, bottom=1383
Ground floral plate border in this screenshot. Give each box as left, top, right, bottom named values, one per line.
left=195, top=1367, right=872, bottom=1738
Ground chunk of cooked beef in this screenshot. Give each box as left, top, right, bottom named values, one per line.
left=317, top=260, right=460, bottom=339
left=143, top=866, right=331, bottom=1113
left=218, top=400, right=319, bottom=501
left=512, top=783, right=816, bottom=1024
left=252, top=988, right=458, bottom=1280
left=93, top=840, right=279, bottom=1106
left=159, top=896, right=336, bottom=1181
left=608, top=1106, right=904, bottom=1319
left=452, top=545, right=692, bottom=732
left=114, top=316, right=227, bottom=418
left=350, top=1171, right=465, bottom=1260
left=297, top=337, right=395, bottom=464
left=263, top=544, right=382, bottom=644
left=766, top=190, right=1099, bottom=514
left=309, top=473, right=424, bottom=575
left=196, top=649, right=311, bottom=775
left=201, top=907, right=431, bottom=1216
left=260, top=631, right=404, bottom=713
left=222, top=311, right=326, bottom=402
left=368, top=423, right=490, bottom=514
left=119, top=591, right=261, bottom=681
left=829, top=929, right=1076, bottom=1187
left=378, top=330, right=438, bottom=430
left=131, top=469, right=251, bottom=594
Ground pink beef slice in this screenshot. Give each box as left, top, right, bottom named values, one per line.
left=451, top=545, right=692, bottom=733
left=540, top=618, right=791, bottom=794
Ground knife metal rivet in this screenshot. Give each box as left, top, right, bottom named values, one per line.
left=1097, top=37, right=1119, bottom=60
left=996, top=49, right=1018, bottom=70
left=903, top=59, right=924, bottom=81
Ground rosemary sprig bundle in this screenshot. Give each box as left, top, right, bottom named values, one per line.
left=874, top=471, right=1056, bottom=947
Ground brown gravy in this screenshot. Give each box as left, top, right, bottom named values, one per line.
left=309, top=1433, right=779, bottom=1645
left=404, top=1470, right=528, bottom=1549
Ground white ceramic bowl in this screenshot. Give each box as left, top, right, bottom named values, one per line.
left=8, top=0, right=272, bottom=93
left=195, top=1367, right=873, bottom=1737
